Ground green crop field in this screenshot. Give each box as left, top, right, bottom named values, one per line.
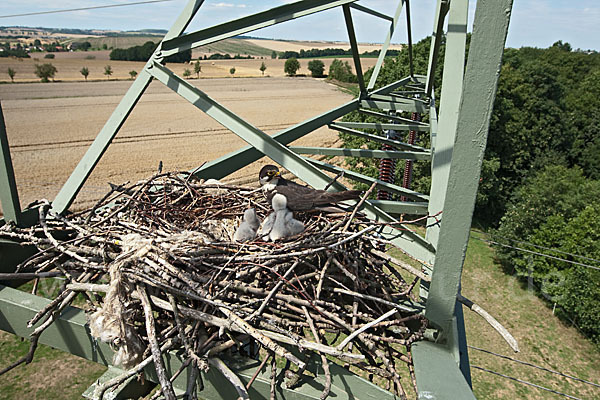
left=195, top=38, right=274, bottom=57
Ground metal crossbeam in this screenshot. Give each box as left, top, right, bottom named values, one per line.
left=349, top=3, right=393, bottom=21
left=289, top=146, right=431, bottom=160
left=334, top=121, right=430, bottom=132
left=0, top=102, right=22, bottom=225
left=329, top=123, right=429, bottom=152
left=367, top=0, right=405, bottom=90
left=342, top=4, right=366, bottom=96
left=425, top=0, right=512, bottom=335
left=426, top=0, right=469, bottom=250
left=358, top=108, right=429, bottom=125
left=160, top=0, right=356, bottom=57
left=361, top=98, right=427, bottom=113
left=425, top=0, right=450, bottom=96
left=304, top=157, right=429, bottom=202
left=412, top=341, right=477, bottom=400
left=405, top=0, right=415, bottom=77
left=368, top=199, right=429, bottom=215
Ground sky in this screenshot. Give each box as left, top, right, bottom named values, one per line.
left=0, top=0, right=598, bottom=51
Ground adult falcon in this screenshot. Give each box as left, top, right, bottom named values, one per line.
left=258, top=165, right=361, bottom=211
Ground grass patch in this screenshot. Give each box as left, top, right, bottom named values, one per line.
left=463, top=230, right=600, bottom=399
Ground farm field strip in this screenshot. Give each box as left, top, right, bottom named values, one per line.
left=9, top=123, right=296, bottom=152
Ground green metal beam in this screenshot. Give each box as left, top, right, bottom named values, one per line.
left=425, top=0, right=468, bottom=250
left=0, top=285, right=116, bottom=365
left=425, top=0, right=513, bottom=333
left=367, top=0, right=405, bottom=91
left=50, top=0, right=207, bottom=215
left=405, top=0, right=415, bottom=77
left=342, top=4, right=367, bottom=96
left=289, top=146, right=431, bottom=160
left=428, top=92, right=439, bottom=154
left=412, top=341, right=476, bottom=400
left=349, top=3, right=393, bottom=21
left=329, top=123, right=430, bottom=154
left=425, top=0, right=449, bottom=97
left=361, top=98, right=427, bottom=114
left=82, top=367, right=156, bottom=399
left=160, top=0, right=356, bottom=57
left=361, top=95, right=429, bottom=114
left=369, top=93, right=429, bottom=112
left=329, top=123, right=429, bottom=152
left=334, top=121, right=430, bottom=132
left=358, top=108, right=429, bottom=125
left=304, top=158, right=429, bottom=203
left=0, top=102, right=22, bottom=226
left=368, top=199, right=429, bottom=215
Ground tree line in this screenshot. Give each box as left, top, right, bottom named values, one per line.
left=109, top=41, right=191, bottom=63
left=278, top=47, right=400, bottom=59
left=340, top=37, right=600, bottom=344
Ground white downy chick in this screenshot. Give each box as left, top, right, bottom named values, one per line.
left=284, top=211, right=305, bottom=236
left=233, top=208, right=260, bottom=242
left=269, top=193, right=292, bottom=241
left=257, top=212, right=275, bottom=240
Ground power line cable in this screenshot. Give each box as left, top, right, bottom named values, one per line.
left=469, top=345, right=600, bottom=389
left=485, top=233, right=600, bottom=265
left=471, top=365, right=583, bottom=400
left=0, top=0, right=173, bottom=19
left=474, top=236, right=600, bottom=271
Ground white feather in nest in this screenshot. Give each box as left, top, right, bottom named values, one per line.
left=88, top=234, right=150, bottom=368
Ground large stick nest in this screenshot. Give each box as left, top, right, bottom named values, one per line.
left=1, top=171, right=429, bottom=399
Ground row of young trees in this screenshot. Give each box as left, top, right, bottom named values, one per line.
left=339, top=37, right=600, bottom=344
left=283, top=57, right=358, bottom=81
left=6, top=64, right=141, bottom=82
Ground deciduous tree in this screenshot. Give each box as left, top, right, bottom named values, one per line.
left=194, top=60, right=202, bottom=78
left=7, top=67, right=16, bottom=82
left=80, top=66, right=89, bottom=81
left=103, top=65, right=113, bottom=80
left=307, top=59, right=324, bottom=77
left=284, top=58, right=300, bottom=76
left=34, top=63, right=57, bottom=82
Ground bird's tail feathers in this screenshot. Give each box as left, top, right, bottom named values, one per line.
left=328, top=190, right=362, bottom=202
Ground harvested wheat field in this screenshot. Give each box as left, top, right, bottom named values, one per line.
left=0, top=76, right=353, bottom=216
left=245, top=38, right=404, bottom=53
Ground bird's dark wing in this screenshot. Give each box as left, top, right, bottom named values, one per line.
left=272, top=185, right=361, bottom=211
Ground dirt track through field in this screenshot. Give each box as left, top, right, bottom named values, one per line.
left=0, top=77, right=353, bottom=215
